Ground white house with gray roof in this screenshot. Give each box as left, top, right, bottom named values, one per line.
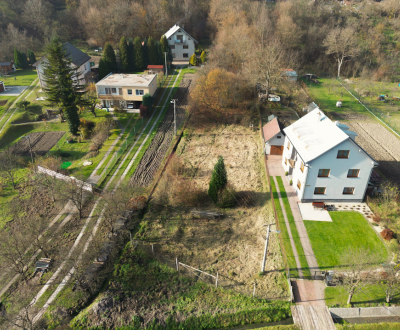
left=164, top=25, right=197, bottom=62
left=33, top=42, right=91, bottom=88
left=281, top=109, right=378, bottom=202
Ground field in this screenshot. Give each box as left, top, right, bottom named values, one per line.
left=0, top=68, right=38, bottom=86
left=304, top=212, right=388, bottom=270
left=11, top=131, right=65, bottom=157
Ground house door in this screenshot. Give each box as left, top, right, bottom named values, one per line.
left=270, top=146, right=284, bottom=155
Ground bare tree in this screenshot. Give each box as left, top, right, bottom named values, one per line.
left=59, top=180, right=91, bottom=219
left=374, top=262, right=400, bottom=303
left=336, top=248, right=379, bottom=305
left=0, top=147, right=21, bottom=190
left=323, top=27, right=360, bottom=78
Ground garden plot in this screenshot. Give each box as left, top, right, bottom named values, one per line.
left=12, top=131, right=65, bottom=157
left=130, top=75, right=194, bottom=187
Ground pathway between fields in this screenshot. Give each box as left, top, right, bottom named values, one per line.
left=31, top=69, right=183, bottom=323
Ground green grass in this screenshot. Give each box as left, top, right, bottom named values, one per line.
left=326, top=284, right=400, bottom=308
left=270, top=177, right=299, bottom=278
left=276, top=177, right=310, bottom=278
left=336, top=324, right=400, bottom=330
left=304, top=212, right=388, bottom=270
left=0, top=68, right=38, bottom=86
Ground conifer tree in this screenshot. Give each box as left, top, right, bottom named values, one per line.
left=28, top=50, right=37, bottom=66
left=14, top=49, right=22, bottom=69
left=189, top=53, right=197, bottom=66
left=147, top=36, right=158, bottom=65
left=156, top=42, right=164, bottom=65
left=98, top=58, right=109, bottom=80
left=42, top=38, right=85, bottom=135
left=128, top=38, right=135, bottom=72
left=160, top=35, right=173, bottom=63
left=119, top=36, right=130, bottom=73
left=208, top=156, right=228, bottom=203
left=21, top=52, right=29, bottom=69
left=133, top=37, right=144, bottom=71
left=200, top=51, right=206, bottom=64
left=103, top=42, right=118, bottom=72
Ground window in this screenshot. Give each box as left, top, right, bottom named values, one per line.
left=111, top=88, right=117, bottom=94
left=136, top=89, right=144, bottom=96
left=183, top=53, right=189, bottom=58
left=183, top=45, right=189, bottom=49
left=343, top=187, right=355, bottom=195
left=318, top=169, right=330, bottom=177
left=347, top=169, right=360, bottom=178
left=314, top=187, right=326, bottom=195
left=287, top=141, right=290, bottom=150
left=105, top=88, right=111, bottom=95
left=297, top=180, right=301, bottom=190
left=177, top=35, right=183, bottom=42
left=171, top=45, right=175, bottom=49
left=337, top=150, right=350, bottom=159
left=300, top=162, right=304, bottom=173
left=127, top=89, right=132, bottom=95
left=277, top=135, right=281, bottom=139
left=285, top=158, right=287, bottom=165
left=119, top=88, right=122, bottom=95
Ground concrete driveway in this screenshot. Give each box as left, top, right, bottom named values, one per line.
left=1, top=86, right=28, bottom=96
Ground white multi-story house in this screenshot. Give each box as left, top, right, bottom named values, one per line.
left=281, top=109, right=378, bottom=202
left=164, top=25, right=197, bottom=62
left=33, top=42, right=91, bottom=88
left=96, top=73, right=157, bottom=109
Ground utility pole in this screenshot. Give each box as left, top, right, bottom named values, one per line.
left=261, top=224, right=280, bottom=273
left=164, top=52, right=168, bottom=78
left=23, top=135, right=34, bottom=164
left=170, top=99, right=177, bottom=136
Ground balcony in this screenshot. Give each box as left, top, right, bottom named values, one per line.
left=174, top=39, right=186, bottom=44
left=98, top=94, right=124, bottom=100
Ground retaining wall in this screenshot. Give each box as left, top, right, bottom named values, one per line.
left=330, top=307, right=400, bottom=319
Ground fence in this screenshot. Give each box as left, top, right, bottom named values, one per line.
left=38, top=166, right=93, bottom=192
left=337, top=79, right=400, bottom=139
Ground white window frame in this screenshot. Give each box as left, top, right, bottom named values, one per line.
left=136, top=89, right=144, bottom=96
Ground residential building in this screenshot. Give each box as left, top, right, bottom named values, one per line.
left=164, top=25, right=197, bottom=62
left=262, top=117, right=285, bottom=155
left=281, top=109, right=377, bottom=202
left=0, top=61, right=16, bottom=74
left=282, top=69, right=298, bottom=82
left=33, top=42, right=91, bottom=88
left=95, top=73, right=157, bottom=109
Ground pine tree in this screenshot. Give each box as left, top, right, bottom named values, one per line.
left=208, top=156, right=228, bottom=204
left=128, top=38, right=135, bottom=72
left=156, top=42, right=164, bottom=65
left=133, top=37, right=144, bottom=71
left=142, top=38, right=149, bottom=69
left=147, top=36, right=158, bottom=65
left=200, top=51, right=206, bottom=64
left=98, top=58, right=109, bottom=80
left=14, top=49, right=22, bottom=69
left=119, top=36, right=130, bottom=73
left=42, top=38, right=85, bottom=135
left=103, top=42, right=118, bottom=72
left=21, top=51, right=29, bottom=69
left=160, top=35, right=172, bottom=63
left=28, top=50, right=37, bottom=66
left=189, top=53, right=197, bottom=66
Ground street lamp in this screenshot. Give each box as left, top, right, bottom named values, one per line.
left=170, top=99, right=177, bottom=136
left=261, top=224, right=280, bottom=273
left=21, top=135, right=34, bottom=164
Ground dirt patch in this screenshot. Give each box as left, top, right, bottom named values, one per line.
left=12, top=131, right=65, bottom=157
left=0, top=100, right=7, bottom=107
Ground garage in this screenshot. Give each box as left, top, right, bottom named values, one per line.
left=270, top=145, right=284, bottom=155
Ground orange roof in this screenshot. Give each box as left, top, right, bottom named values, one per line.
left=262, top=118, right=284, bottom=142
left=147, top=65, right=164, bottom=69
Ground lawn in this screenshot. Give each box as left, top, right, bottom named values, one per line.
left=304, top=212, right=388, bottom=270
left=0, top=68, right=38, bottom=86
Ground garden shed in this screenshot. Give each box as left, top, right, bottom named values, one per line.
left=263, top=117, right=285, bottom=155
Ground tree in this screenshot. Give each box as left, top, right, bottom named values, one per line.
left=142, top=38, right=149, bottom=69
left=200, top=51, right=206, bottom=64
left=82, top=83, right=99, bottom=117
left=133, top=37, right=144, bottom=71
left=21, top=51, right=29, bottom=69
left=323, top=27, right=360, bottom=78
left=189, top=53, right=197, bottom=66
left=147, top=36, right=158, bottom=65
left=27, top=50, right=37, bottom=65
left=59, top=179, right=91, bottom=219
left=98, top=58, right=109, bottom=80
left=375, top=262, right=400, bottom=303
left=119, top=36, right=130, bottom=73
left=142, top=93, right=153, bottom=109
left=16, top=100, right=30, bottom=111
left=42, top=38, right=85, bottom=135
left=208, top=156, right=228, bottom=203
left=160, top=35, right=172, bottom=63
left=128, top=38, right=135, bottom=72
left=14, top=48, right=23, bottom=69
left=0, top=147, right=20, bottom=189
left=103, top=42, right=118, bottom=72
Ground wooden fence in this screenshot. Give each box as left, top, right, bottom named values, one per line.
left=37, top=166, right=93, bottom=192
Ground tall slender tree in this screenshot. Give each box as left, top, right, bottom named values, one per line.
left=119, top=36, right=130, bottom=73
left=42, top=38, right=85, bottom=135
left=21, top=51, right=29, bottom=69
left=160, top=35, right=172, bottom=63
left=103, top=42, right=118, bottom=72
left=156, top=42, right=164, bottom=65
left=14, top=49, right=24, bottom=69
left=27, top=50, right=37, bottom=66
left=128, top=38, right=135, bottom=72
left=147, top=36, right=158, bottom=65
left=133, top=37, right=144, bottom=71
left=98, top=58, right=109, bottom=80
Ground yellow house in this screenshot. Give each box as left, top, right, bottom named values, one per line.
left=96, top=73, right=158, bottom=109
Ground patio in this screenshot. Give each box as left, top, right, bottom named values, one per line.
left=298, top=203, right=332, bottom=222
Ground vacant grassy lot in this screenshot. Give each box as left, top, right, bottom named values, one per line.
left=326, top=284, right=400, bottom=308
left=0, top=68, right=38, bottom=86
left=304, top=212, right=388, bottom=269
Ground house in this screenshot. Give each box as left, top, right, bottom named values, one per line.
left=164, top=25, right=197, bottom=62
left=263, top=117, right=285, bottom=155
left=0, top=61, right=16, bottom=74
left=281, top=109, right=378, bottom=202
left=95, top=73, right=157, bottom=109
left=0, top=81, right=4, bottom=93
left=282, top=69, right=298, bottom=82
left=147, top=65, right=165, bottom=74
left=33, top=42, right=91, bottom=88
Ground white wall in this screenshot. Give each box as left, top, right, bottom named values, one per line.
left=265, top=133, right=284, bottom=154
left=302, top=139, right=375, bottom=202
left=167, top=30, right=196, bottom=61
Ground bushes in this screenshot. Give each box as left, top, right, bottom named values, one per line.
left=79, top=118, right=95, bottom=139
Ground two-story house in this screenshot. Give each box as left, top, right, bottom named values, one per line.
left=281, top=109, right=378, bottom=202
left=33, top=42, right=91, bottom=88
left=95, top=73, right=157, bottom=109
left=164, top=25, right=197, bottom=62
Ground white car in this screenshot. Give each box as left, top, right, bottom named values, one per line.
left=268, top=94, right=281, bottom=102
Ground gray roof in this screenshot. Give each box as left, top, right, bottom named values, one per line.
left=33, top=42, right=90, bottom=68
